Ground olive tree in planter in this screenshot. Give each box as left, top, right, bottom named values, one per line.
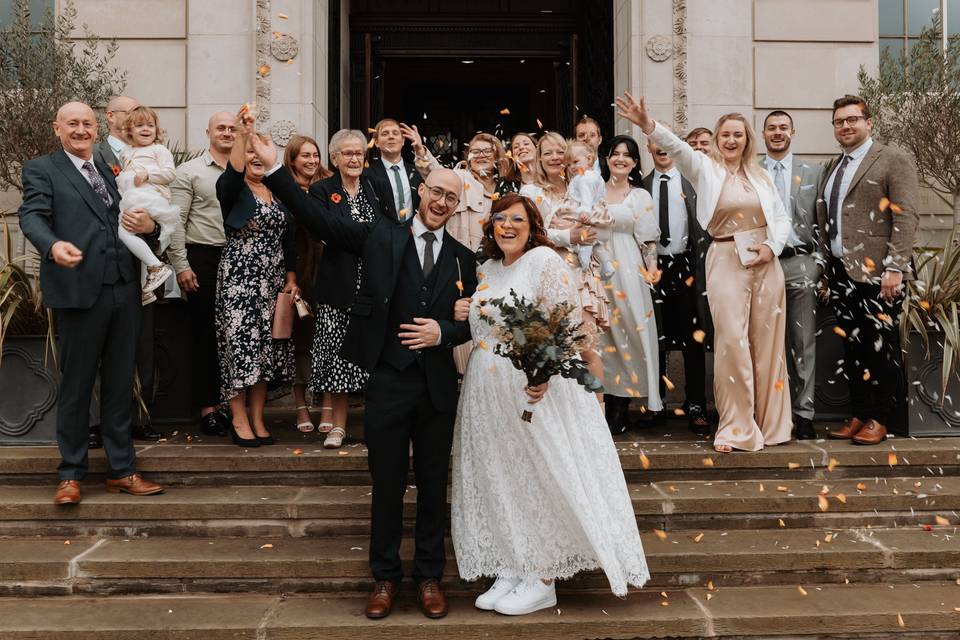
left=0, top=0, right=125, bottom=444
left=857, top=18, right=960, bottom=435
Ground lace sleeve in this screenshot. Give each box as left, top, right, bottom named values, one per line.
left=531, top=247, right=580, bottom=318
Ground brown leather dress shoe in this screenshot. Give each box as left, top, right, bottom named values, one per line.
left=53, top=480, right=81, bottom=505
left=852, top=419, right=887, bottom=445
left=418, top=579, right=449, bottom=619
left=365, top=580, right=399, bottom=619
left=104, top=473, right=164, bottom=496
left=828, top=417, right=865, bottom=440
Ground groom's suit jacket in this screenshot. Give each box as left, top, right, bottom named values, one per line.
left=265, top=166, right=477, bottom=413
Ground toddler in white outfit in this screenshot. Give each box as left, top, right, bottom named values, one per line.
left=556, top=141, right=615, bottom=280
left=116, top=105, right=181, bottom=304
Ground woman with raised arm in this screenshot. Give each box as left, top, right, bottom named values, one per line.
left=615, top=92, right=792, bottom=453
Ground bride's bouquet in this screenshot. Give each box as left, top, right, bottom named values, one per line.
left=480, top=288, right=603, bottom=422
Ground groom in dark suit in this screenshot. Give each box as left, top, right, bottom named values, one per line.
left=256, top=135, right=476, bottom=620
left=18, top=102, right=165, bottom=505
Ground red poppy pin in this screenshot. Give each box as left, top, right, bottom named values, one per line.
left=111, top=164, right=120, bottom=177
left=330, top=193, right=342, bottom=204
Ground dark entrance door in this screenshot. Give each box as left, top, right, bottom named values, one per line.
left=346, top=0, right=612, bottom=163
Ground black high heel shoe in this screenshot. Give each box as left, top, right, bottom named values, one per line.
left=231, top=425, right=260, bottom=448
left=256, top=434, right=275, bottom=446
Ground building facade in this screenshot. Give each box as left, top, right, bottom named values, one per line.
left=2, top=0, right=956, bottom=242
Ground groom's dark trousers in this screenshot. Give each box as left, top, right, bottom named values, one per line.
left=263, top=166, right=477, bottom=583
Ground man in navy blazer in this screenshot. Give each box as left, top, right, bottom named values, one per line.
left=254, top=130, right=475, bottom=620
left=18, top=102, right=165, bottom=505
left=364, top=118, right=424, bottom=215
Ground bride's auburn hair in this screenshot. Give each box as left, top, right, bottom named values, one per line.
left=480, top=193, right=554, bottom=261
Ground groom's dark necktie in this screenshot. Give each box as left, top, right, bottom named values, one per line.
left=421, top=231, right=436, bottom=277
left=827, top=155, right=852, bottom=245
left=658, top=175, right=671, bottom=247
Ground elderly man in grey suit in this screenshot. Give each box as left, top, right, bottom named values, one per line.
left=760, top=110, right=824, bottom=440
left=18, top=102, right=165, bottom=505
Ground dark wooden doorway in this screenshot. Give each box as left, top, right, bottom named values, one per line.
left=347, top=0, right=612, bottom=163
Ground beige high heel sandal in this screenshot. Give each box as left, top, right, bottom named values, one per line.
left=323, top=427, right=346, bottom=449
left=295, top=405, right=315, bottom=433
left=318, top=405, right=334, bottom=433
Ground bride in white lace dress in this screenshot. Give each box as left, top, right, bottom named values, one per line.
left=451, top=193, right=649, bottom=616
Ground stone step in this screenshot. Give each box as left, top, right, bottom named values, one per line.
left=0, top=477, right=958, bottom=537
left=2, top=432, right=957, bottom=485
left=2, top=583, right=960, bottom=639
left=3, top=527, right=959, bottom=596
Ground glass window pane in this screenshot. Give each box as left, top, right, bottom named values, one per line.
left=949, top=0, right=959, bottom=36
left=880, top=0, right=906, bottom=34
left=0, top=0, right=54, bottom=28
left=880, top=37, right=907, bottom=59
left=908, top=0, right=940, bottom=34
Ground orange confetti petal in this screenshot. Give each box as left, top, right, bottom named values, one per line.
left=455, top=280, right=464, bottom=293
left=702, top=457, right=715, bottom=467
left=775, top=380, right=785, bottom=392
left=862, top=369, right=871, bottom=381
left=787, top=462, right=800, bottom=470
left=818, top=495, right=830, bottom=512
left=935, top=515, right=950, bottom=526
left=499, top=108, right=511, bottom=115
left=277, top=12, right=289, bottom=19
left=777, top=486, right=789, bottom=492
left=661, top=375, right=675, bottom=391
left=878, top=197, right=890, bottom=212
left=653, top=528, right=668, bottom=541
left=832, top=326, right=847, bottom=338
left=897, top=613, right=905, bottom=628
left=887, top=452, right=898, bottom=467
left=639, top=453, right=650, bottom=470
left=797, top=586, right=808, bottom=596
left=827, top=458, right=838, bottom=472
left=692, top=329, right=706, bottom=343
left=691, top=532, right=704, bottom=543
left=478, top=340, right=489, bottom=351
left=835, top=493, right=847, bottom=504
left=684, top=276, right=695, bottom=287
left=856, top=482, right=867, bottom=491
left=536, top=118, right=543, bottom=129
left=919, top=300, right=931, bottom=311
left=259, top=64, right=271, bottom=76
left=292, top=448, right=303, bottom=456
left=707, top=580, right=714, bottom=591
left=477, top=283, right=489, bottom=291
left=889, top=203, right=903, bottom=214
left=778, top=518, right=786, bottom=528
left=259, top=544, right=274, bottom=550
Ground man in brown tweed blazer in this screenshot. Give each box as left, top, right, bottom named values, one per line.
left=816, top=94, right=919, bottom=444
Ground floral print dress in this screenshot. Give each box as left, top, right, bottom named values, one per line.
left=310, top=190, right=374, bottom=394
left=215, top=196, right=294, bottom=401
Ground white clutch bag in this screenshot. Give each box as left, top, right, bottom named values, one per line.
left=733, top=228, right=769, bottom=267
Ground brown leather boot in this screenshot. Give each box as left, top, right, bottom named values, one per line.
left=418, top=579, right=448, bottom=619
left=53, top=480, right=81, bottom=505
left=828, top=417, right=865, bottom=440
left=104, top=473, right=164, bottom=496
left=365, top=580, right=399, bottom=619
left=852, top=419, right=887, bottom=445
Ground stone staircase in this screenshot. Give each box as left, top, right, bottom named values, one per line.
left=1, top=417, right=959, bottom=638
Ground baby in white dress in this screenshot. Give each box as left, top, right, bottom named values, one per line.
left=556, top=141, right=615, bottom=280
left=116, top=105, right=181, bottom=304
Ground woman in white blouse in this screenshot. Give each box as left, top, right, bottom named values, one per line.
left=615, top=92, right=792, bottom=453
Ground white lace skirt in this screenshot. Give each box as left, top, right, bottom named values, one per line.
left=118, top=178, right=181, bottom=251
left=451, top=348, right=650, bottom=597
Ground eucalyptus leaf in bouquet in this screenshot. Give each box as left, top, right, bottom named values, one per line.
left=480, top=288, right=602, bottom=422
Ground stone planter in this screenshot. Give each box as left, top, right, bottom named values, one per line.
left=815, top=306, right=959, bottom=436
left=0, top=336, right=59, bottom=444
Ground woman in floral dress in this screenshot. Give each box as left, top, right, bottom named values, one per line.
left=215, top=125, right=297, bottom=448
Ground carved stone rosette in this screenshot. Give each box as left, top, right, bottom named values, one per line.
left=271, top=34, right=299, bottom=62
left=270, top=120, right=298, bottom=147
left=255, top=0, right=272, bottom=126
left=672, top=0, right=688, bottom=134
left=645, top=35, right=673, bottom=62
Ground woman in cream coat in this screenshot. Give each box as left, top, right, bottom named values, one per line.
left=616, top=92, right=792, bottom=453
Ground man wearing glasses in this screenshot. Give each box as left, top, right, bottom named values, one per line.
left=817, top=94, right=919, bottom=445
left=255, top=133, right=477, bottom=621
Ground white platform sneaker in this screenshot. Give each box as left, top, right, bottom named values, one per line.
left=493, top=576, right=557, bottom=615
left=475, top=577, right=521, bottom=611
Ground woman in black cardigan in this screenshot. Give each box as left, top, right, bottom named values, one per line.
left=306, top=128, right=396, bottom=448
left=215, top=125, right=298, bottom=448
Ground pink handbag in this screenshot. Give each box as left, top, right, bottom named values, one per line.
left=272, top=292, right=295, bottom=339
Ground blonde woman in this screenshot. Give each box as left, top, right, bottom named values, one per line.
left=616, top=91, right=792, bottom=453
left=519, top=132, right=606, bottom=400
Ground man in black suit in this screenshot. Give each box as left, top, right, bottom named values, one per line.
left=18, top=102, right=165, bottom=505
left=643, top=139, right=713, bottom=435
left=364, top=118, right=424, bottom=216
left=256, top=134, right=476, bottom=621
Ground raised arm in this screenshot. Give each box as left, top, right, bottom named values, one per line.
left=615, top=91, right=709, bottom=185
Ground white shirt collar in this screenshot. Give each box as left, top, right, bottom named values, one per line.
left=654, top=166, right=679, bottom=180
left=843, top=137, right=873, bottom=160
left=63, top=149, right=94, bottom=172
left=411, top=212, right=444, bottom=242
left=766, top=152, right=793, bottom=168
left=107, top=134, right=126, bottom=155
left=381, top=156, right=404, bottom=171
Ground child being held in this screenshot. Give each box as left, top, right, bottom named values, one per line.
left=552, top=141, right=615, bottom=280
left=116, top=105, right=181, bottom=304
